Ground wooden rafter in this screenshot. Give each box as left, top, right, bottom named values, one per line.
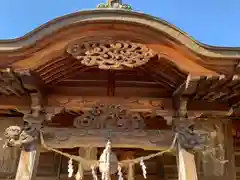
left=44, top=64, right=87, bottom=85
left=174, top=74, right=240, bottom=114
left=34, top=55, right=69, bottom=73
left=29, top=50, right=188, bottom=93
left=140, top=57, right=187, bottom=90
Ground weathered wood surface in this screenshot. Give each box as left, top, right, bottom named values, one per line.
left=41, top=127, right=174, bottom=150
left=15, top=145, right=40, bottom=180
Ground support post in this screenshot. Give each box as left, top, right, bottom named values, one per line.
left=223, top=119, right=236, bottom=180
left=178, top=144, right=198, bottom=180
left=15, top=144, right=40, bottom=180
left=173, top=96, right=198, bottom=180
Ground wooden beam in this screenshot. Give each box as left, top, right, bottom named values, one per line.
left=0, top=95, right=230, bottom=116
left=46, top=95, right=171, bottom=112
left=15, top=144, right=40, bottom=180
left=0, top=95, right=30, bottom=110
left=46, top=95, right=229, bottom=112
left=41, top=127, right=174, bottom=150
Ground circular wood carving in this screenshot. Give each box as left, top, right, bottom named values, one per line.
left=67, top=40, right=156, bottom=70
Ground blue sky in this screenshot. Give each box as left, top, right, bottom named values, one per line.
left=0, top=0, right=240, bottom=47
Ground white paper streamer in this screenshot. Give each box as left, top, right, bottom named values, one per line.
left=91, top=165, right=98, bottom=180
left=140, top=159, right=147, bottom=179
left=117, top=165, right=123, bottom=180
left=101, top=140, right=111, bottom=180
left=68, top=158, right=74, bottom=178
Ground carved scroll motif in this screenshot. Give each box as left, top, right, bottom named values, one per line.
left=73, top=104, right=145, bottom=130
left=67, top=41, right=157, bottom=70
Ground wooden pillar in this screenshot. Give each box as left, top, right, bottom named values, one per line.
left=223, top=119, right=236, bottom=180
left=15, top=144, right=40, bottom=180
left=173, top=98, right=198, bottom=180
left=178, top=144, right=198, bottom=180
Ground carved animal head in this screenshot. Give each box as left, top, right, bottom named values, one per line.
left=175, top=120, right=211, bottom=151
left=4, top=125, right=39, bottom=148
left=4, top=126, right=22, bottom=147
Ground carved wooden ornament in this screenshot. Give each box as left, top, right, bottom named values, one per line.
left=67, top=41, right=156, bottom=70
left=73, top=104, right=145, bottom=130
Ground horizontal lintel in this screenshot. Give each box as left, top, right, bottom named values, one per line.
left=46, top=95, right=229, bottom=112
left=42, top=127, right=174, bottom=150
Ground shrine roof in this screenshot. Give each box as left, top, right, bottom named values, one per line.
left=0, top=9, right=239, bottom=56
left=0, top=5, right=239, bottom=117
left=0, top=9, right=238, bottom=76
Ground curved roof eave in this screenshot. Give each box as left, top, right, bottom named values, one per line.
left=0, top=9, right=239, bottom=58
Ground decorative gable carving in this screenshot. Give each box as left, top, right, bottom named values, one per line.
left=67, top=40, right=156, bottom=70
left=73, top=104, right=145, bottom=130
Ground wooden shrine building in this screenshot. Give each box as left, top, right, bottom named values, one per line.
left=0, top=1, right=240, bottom=180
